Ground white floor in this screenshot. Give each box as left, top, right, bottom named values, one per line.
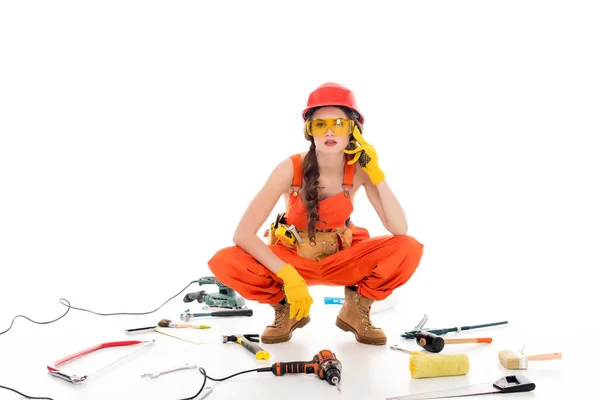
left=0, top=279, right=593, bottom=400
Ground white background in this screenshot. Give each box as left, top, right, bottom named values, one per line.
left=1, top=1, right=598, bottom=399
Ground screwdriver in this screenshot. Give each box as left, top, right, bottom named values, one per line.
left=389, top=345, right=425, bottom=355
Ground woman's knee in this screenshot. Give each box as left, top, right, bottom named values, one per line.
left=207, top=245, right=246, bottom=277
left=392, top=235, right=424, bottom=257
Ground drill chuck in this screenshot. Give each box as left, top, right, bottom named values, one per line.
left=325, top=367, right=341, bottom=386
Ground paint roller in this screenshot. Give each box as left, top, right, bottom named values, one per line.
left=410, top=353, right=470, bottom=378
left=391, top=346, right=470, bottom=378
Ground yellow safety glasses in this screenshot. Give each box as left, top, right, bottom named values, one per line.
left=306, top=118, right=355, bottom=137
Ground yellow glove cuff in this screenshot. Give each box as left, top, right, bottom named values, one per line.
left=367, top=168, right=385, bottom=185
left=276, top=263, right=301, bottom=281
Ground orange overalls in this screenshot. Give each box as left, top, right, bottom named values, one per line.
left=208, top=153, right=424, bottom=304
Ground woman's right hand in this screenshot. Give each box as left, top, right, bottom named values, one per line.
left=276, top=263, right=313, bottom=320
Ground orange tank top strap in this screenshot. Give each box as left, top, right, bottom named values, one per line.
left=289, top=153, right=303, bottom=197
left=288, top=153, right=355, bottom=197
left=342, top=154, right=355, bottom=197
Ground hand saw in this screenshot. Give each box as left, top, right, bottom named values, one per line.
left=386, top=375, right=535, bottom=400
left=47, top=340, right=154, bottom=384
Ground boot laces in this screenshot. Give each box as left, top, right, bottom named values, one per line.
left=270, top=306, right=287, bottom=328
left=354, top=296, right=375, bottom=331
left=358, top=307, right=375, bottom=331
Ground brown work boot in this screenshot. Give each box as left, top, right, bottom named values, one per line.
left=261, top=302, right=310, bottom=344
left=335, top=287, right=387, bottom=345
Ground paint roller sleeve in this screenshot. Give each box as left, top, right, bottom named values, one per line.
left=409, top=354, right=470, bottom=379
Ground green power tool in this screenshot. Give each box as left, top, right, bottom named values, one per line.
left=183, top=276, right=246, bottom=309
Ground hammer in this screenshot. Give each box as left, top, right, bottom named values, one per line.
left=180, top=308, right=253, bottom=322
left=222, top=334, right=270, bottom=360
left=416, top=331, right=492, bottom=353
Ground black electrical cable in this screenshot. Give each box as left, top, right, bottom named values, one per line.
left=0, top=280, right=198, bottom=336
left=0, top=385, right=53, bottom=400
left=0, top=280, right=199, bottom=400
left=179, top=367, right=209, bottom=400
left=179, top=367, right=271, bottom=400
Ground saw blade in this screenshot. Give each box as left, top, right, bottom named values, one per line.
left=386, top=382, right=499, bottom=400
left=386, top=375, right=535, bottom=400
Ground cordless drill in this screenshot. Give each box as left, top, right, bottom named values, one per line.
left=258, top=350, right=342, bottom=388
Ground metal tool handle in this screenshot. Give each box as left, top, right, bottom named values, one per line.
left=197, top=386, right=213, bottom=400
left=210, top=309, right=253, bottom=317
left=462, top=321, right=508, bottom=331
left=286, top=225, right=303, bottom=243
left=141, top=363, right=197, bottom=379
left=125, top=326, right=156, bottom=334
left=239, top=337, right=270, bottom=360
left=414, top=314, right=429, bottom=330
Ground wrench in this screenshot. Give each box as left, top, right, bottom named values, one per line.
left=141, top=363, right=198, bottom=379
left=197, top=386, right=213, bottom=399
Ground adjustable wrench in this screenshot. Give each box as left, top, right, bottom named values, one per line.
left=141, top=363, right=198, bottom=379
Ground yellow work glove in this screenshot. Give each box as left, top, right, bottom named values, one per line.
left=344, top=126, right=386, bottom=185
left=276, top=263, right=313, bottom=320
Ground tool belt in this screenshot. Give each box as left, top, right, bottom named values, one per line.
left=295, top=227, right=352, bottom=261
left=264, top=213, right=352, bottom=261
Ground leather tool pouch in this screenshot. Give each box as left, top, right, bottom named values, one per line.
left=296, top=228, right=353, bottom=261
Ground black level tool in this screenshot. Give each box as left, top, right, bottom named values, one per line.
left=386, top=375, right=535, bottom=400
left=402, top=321, right=508, bottom=339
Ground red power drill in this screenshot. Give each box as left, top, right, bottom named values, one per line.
left=259, top=349, right=342, bottom=389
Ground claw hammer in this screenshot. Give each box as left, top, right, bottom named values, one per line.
left=222, top=334, right=270, bottom=360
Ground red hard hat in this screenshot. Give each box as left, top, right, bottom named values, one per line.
left=302, top=82, right=364, bottom=124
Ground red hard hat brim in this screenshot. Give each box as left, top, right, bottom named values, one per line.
left=302, top=105, right=364, bottom=124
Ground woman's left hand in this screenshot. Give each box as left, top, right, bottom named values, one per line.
left=344, top=126, right=386, bottom=185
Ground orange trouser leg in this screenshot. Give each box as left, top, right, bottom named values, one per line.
left=207, top=244, right=319, bottom=304
left=318, top=235, right=424, bottom=301
left=207, top=235, right=423, bottom=304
